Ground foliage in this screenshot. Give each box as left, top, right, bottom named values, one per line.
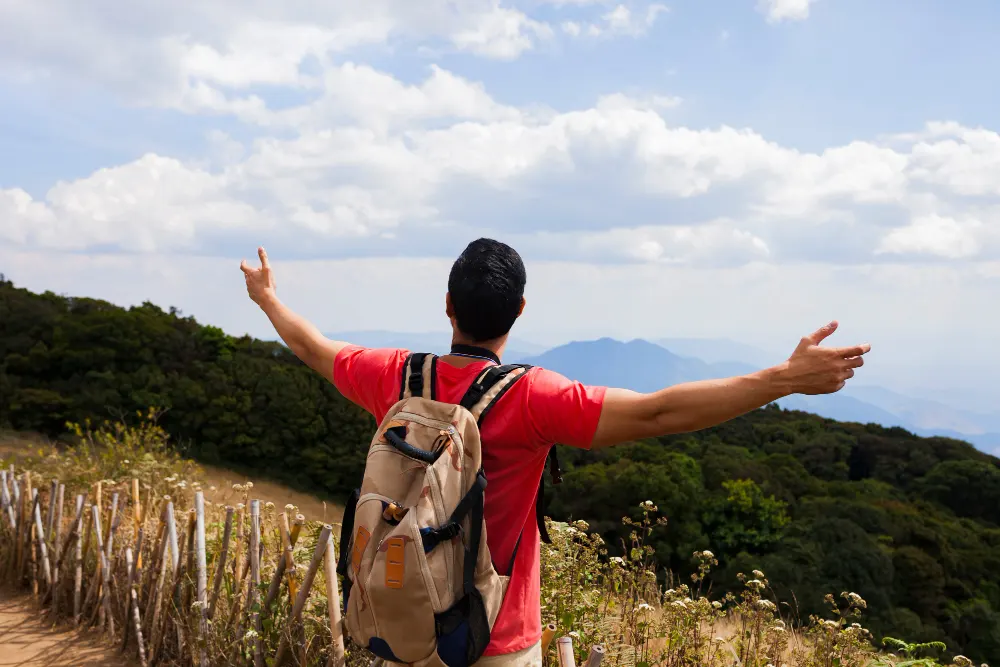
left=2, top=279, right=1000, bottom=663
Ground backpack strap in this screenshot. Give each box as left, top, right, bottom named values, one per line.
left=535, top=447, right=562, bottom=545
left=400, top=353, right=438, bottom=401
left=459, top=364, right=531, bottom=423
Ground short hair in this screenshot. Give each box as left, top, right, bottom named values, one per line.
left=448, top=238, right=526, bottom=342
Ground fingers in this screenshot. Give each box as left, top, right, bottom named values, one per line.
left=842, top=369, right=855, bottom=380
left=843, top=355, right=865, bottom=369
left=831, top=343, right=871, bottom=358
left=258, top=246, right=270, bottom=269
left=240, top=259, right=251, bottom=275
left=803, top=321, right=839, bottom=346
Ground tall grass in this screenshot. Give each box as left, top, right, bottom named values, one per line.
left=0, top=414, right=989, bottom=667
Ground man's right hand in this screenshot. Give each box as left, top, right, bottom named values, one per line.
left=779, top=321, right=870, bottom=395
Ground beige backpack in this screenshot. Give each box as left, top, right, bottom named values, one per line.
left=337, top=353, right=540, bottom=667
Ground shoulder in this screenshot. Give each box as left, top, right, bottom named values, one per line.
left=333, top=345, right=411, bottom=386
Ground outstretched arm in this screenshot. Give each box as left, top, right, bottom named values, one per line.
left=240, top=247, right=349, bottom=382
left=591, top=322, right=870, bottom=449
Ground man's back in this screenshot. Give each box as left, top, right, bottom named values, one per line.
left=333, top=345, right=606, bottom=656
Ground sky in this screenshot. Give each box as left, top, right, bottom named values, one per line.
left=2, top=0, right=1000, bottom=409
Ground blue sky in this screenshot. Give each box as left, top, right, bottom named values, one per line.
left=2, top=0, right=1000, bottom=410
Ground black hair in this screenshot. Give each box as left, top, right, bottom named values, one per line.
left=448, top=238, right=526, bottom=342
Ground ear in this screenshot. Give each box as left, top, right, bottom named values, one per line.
left=516, top=296, right=526, bottom=318
left=445, top=292, right=455, bottom=318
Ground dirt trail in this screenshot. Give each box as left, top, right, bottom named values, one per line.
left=0, top=589, right=133, bottom=666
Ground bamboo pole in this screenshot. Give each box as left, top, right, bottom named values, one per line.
left=51, top=483, right=65, bottom=590
left=15, top=473, right=27, bottom=582
left=279, top=512, right=300, bottom=603
left=122, top=527, right=144, bottom=653
left=32, top=489, right=52, bottom=586
left=141, top=504, right=168, bottom=635
left=272, top=525, right=331, bottom=666
left=194, top=492, right=209, bottom=667
left=125, top=548, right=149, bottom=667
left=584, top=646, right=605, bottom=667
left=29, top=489, right=40, bottom=594
left=46, top=479, right=57, bottom=543
left=85, top=504, right=115, bottom=639
left=82, top=504, right=106, bottom=621
left=148, top=521, right=172, bottom=665
left=74, top=502, right=88, bottom=624
left=266, top=512, right=303, bottom=610
left=1, top=470, right=14, bottom=531
left=324, top=529, right=345, bottom=667
left=233, top=504, right=245, bottom=583
left=249, top=500, right=263, bottom=667
left=99, top=492, right=119, bottom=631
left=208, top=506, right=234, bottom=620
left=557, top=637, right=576, bottom=667
left=542, top=623, right=558, bottom=655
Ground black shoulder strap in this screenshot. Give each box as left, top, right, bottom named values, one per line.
left=536, top=447, right=562, bottom=544
left=459, top=363, right=532, bottom=423
left=399, top=353, right=438, bottom=401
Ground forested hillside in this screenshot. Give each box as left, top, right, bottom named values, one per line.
left=2, top=277, right=999, bottom=661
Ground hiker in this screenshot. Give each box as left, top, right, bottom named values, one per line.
left=241, top=238, right=869, bottom=667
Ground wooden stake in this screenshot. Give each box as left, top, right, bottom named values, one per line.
left=542, top=623, right=558, bottom=655
left=279, top=511, right=300, bottom=603
left=324, top=529, right=345, bottom=667
left=46, top=479, right=58, bottom=543
left=148, top=517, right=172, bottom=665
left=29, top=489, right=40, bottom=594
left=557, top=637, right=577, bottom=667
left=584, top=646, right=605, bottom=667
left=122, top=527, right=144, bottom=654
left=194, top=492, right=209, bottom=667
left=74, top=502, right=88, bottom=624
left=51, top=483, right=65, bottom=589
left=1, top=470, right=15, bottom=531
left=32, top=490, right=52, bottom=586
left=125, top=548, right=149, bottom=667
left=266, top=512, right=303, bottom=610
left=273, top=525, right=332, bottom=667
left=249, top=500, right=262, bottom=667
left=141, top=504, right=168, bottom=635
left=208, top=506, right=234, bottom=620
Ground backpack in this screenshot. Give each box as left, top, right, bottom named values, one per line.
left=337, top=352, right=561, bottom=667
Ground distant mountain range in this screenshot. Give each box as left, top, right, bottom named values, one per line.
left=519, top=338, right=1000, bottom=456
left=320, top=330, right=1000, bottom=456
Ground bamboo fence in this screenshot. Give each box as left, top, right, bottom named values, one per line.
left=0, top=466, right=598, bottom=667
left=0, top=467, right=347, bottom=666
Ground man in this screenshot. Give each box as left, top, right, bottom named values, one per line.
left=241, top=238, right=869, bottom=666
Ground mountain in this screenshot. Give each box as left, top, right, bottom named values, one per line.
left=655, top=337, right=775, bottom=368
left=518, top=338, right=748, bottom=392
left=324, top=330, right=547, bottom=363
left=522, top=337, right=1000, bottom=454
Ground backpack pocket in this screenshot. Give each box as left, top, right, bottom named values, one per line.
left=364, top=509, right=441, bottom=664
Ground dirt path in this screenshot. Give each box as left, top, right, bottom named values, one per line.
left=0, top=589, right=133, bottom=666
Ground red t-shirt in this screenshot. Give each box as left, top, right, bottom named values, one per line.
left=333, top=346, right=606, bottom=656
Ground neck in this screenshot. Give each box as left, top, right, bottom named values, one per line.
left=450, top=334, right=506, bottom=361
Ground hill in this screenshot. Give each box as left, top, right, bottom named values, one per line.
left=1, top=278, right=999, bottom=662
left=523, top=338, right=1000, bottom=455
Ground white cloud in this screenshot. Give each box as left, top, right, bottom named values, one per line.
left=877, top=214, right=983, bottom=259
left=595, top=3, right=668, bottom=37
left=3, top=58, right=1000, bottom=268
left=757, top=0, right=817, bottom=23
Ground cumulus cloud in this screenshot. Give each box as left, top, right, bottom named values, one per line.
left=3, top=51, right=1000, bottom=268
left=757, top=0, right=817, bottom=23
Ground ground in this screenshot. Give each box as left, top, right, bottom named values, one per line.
left=0, top=588, right=133, bottom=666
